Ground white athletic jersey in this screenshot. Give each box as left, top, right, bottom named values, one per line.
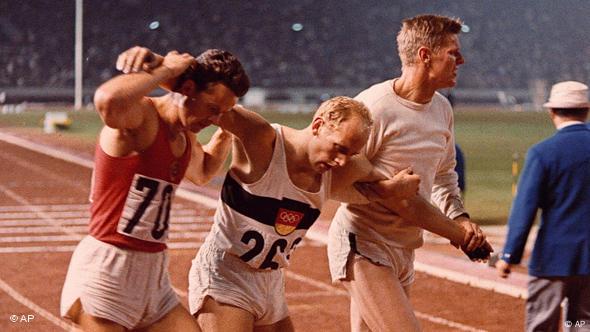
left=333, top=79, right=466, bottom=249
left=210, top=124, right=332, bottom=270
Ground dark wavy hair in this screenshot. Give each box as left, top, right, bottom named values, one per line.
left=176, top=49, right=250, bottom=97
left=551, top=107, right=589, bottom=117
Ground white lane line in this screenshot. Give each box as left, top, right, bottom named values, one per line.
left=0, top=209, right=207, bottom=220
left=0, top=131, right=94, bottom=168
left=0, top=149, right=88, bottom=191
left=283, top=270, right=486, bottom=331
left=0, top=204, right=89, bottom=212
left=0, top=219, right=90, bottom=227
left=0, top=241, right=203, bottom=253
left=286, top=291, right=346, bottom=299
left=0, top=231, right=211, bottom=243
left=0, top=203, right=199, bottom=213
left=0, top=224, right=212, bottom=234
left=286, top=304, right=316, bottom=311
left=283, top=270, right=347, bottom=296
left=308, top=227, right=528, bottom=298
left=0, top=184, right=82, bottom=237
left=0, top=235, right=84, bottom=243
left=414, top=261, right=527, bottom=299
left=0, top=216, right=212, bottom=226
left=0, top=130, right=218, bottom=211
left=0, top=278, right=80, bottom=331
left=414, top=311, right=488, bottom=332
left=0, top=245, right=78, bottom=253
left=0, top=211, right=90, bottom=219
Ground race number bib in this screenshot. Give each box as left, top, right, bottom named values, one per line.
left=117, top=174, right=177, bottom=243
left=239, top=229, right=303, bottom=270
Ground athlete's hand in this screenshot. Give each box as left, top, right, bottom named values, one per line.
left=453, top=217, right=486, bottom=251
left=454, top=217, right=493, bottom=261
left=463, top=240, right=493, bottom=262
left=160, top=50, right=197, bottom=78
left=389, top=168, right=420, bottom=199
left=495, top=259, right=512, bottom=278
left=116, top=46, right=164, bottom=74
left=353, top=167, right=420, bottom=201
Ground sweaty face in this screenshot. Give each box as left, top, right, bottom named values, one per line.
left=183, top=83, right=238, bottom=133
left=428, top=34, right=465, bottom=89
left=310, top=117, right=368, bottom=173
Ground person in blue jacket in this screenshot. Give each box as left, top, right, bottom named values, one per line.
left=455, top=144, right=465, bottom=193
left=496, top=81, right=590, bottom=332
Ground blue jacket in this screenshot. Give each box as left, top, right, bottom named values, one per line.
left=502, top=124, right=590, bottom=276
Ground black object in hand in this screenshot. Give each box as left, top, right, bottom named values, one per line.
left=467, top=246, right=491, bottom=260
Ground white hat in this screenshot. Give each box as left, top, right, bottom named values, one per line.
left=543, top=81, right=590, bottom=108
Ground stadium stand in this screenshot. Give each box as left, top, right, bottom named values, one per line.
left=2, top=0, right=590, bottom=91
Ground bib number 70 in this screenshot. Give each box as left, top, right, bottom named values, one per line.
left=117, top=174, right=177, bottom=243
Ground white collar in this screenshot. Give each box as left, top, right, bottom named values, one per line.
left=557, top=121, right=584, bottom=130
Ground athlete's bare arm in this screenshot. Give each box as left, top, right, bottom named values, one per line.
left=216, top=105, right=277, bottom=183
left=95, top=49, right=192, bottom=130
left=184, top=128, right=232, bottom=185
left=95, top=48, right=194, bottom=156
left=330, top=155, right=420, bottom=203
left=331, top=157, right=491, bottom=260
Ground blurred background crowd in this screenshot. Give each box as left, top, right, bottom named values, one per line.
left=2, top=0, right=590, bottom=90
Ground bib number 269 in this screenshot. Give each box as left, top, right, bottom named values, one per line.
left=239, top=230, right=302, bottom=270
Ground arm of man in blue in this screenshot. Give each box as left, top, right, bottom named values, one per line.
left=497, top=148, right=545, bottom=277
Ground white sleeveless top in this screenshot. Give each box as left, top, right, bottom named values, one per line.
left=210, top=124, right=332, bottom=270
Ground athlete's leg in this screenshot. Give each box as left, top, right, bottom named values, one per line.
left=68, top=299, right=126, bottom=332
left=350, top=295, right=370, bottom=332
left=343, top=256, right=421, bottom=332
left=138, top=304, right=200, bottom=332
left=254, top=316, right=295, bottom=332
left=195, top=296, right=255, bottom=332
left=404, top=284, right=412, bottom=297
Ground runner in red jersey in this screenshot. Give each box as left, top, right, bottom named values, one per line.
left=60, top=47, right=249, bottom=332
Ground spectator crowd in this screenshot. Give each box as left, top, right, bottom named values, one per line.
left=2, top=0, right=590, bottom=90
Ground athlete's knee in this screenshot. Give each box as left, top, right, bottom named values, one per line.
left=65, top=299, right=83, bottom=324
left=254, top=316, right=294, bottom=332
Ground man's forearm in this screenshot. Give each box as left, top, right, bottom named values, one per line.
left=201, top=129, right=232, bottom=181
left=378, top=195, right=466, bottom=244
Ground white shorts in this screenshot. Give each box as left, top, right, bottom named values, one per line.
left=60, top=236, right=179, bottom=330
left=188, top=237, right=289, bottom=326
left=328, top=221, right=415, bottom=287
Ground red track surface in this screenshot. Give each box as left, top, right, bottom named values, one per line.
left=0, top=133, right=525, bottom=332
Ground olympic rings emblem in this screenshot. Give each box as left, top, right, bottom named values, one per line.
left=279, top=211, right=301, bottom=223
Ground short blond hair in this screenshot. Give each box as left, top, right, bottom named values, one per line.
left=396, top=14, right=463, bottom=67
left=313, top=96, right=373, bottom=133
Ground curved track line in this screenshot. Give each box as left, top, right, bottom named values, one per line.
left=0, top=278, right=80, bottom=331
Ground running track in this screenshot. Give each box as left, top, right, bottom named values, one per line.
left=0, top=131, right=527, bottom=332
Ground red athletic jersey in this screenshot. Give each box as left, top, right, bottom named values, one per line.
left=89, top=118, right=191, bottom=252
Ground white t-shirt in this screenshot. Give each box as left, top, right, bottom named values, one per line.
left=333, top=79, right=466, bottom=248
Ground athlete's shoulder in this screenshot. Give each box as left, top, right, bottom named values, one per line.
left=432, top=91, right=452, bottom=109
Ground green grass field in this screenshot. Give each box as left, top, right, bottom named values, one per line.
left=0, top=105, right=559, bottom=225
left=454, top=108, right=555, bottom=223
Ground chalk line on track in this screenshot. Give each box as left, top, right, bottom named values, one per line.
left=0, top=278, right=80, bottom=331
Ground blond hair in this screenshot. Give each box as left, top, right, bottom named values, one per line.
left=396, top=14, right=463, bottom=67
left=313, top=96, right=373, bottom=133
